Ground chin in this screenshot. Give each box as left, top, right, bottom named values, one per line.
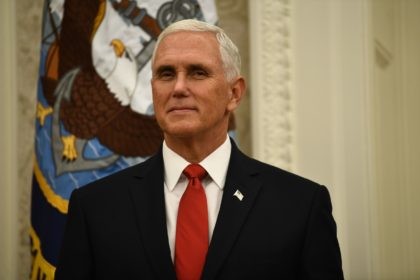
left=163, top=124, right=201, bottom=138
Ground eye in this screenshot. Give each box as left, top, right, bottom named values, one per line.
left=161, top=71, right=174, bottom=79
left=155, top=69, right=175, bottom=80
left=154, top=65, right=176, bottom=80
left=190, top=68, right=208, bottom=79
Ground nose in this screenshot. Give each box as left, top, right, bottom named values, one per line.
left=173, top=73, right=188, bottom=96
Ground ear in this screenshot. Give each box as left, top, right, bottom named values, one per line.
left=227, top=76, right=246, bottom=112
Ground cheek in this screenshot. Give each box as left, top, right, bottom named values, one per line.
left=211, top=88, right=231, bottom=109
left=153, top=100, right=166, bottom=119
left=152, top=85, right=168, bottom=107
left=151, top=95, right=166, bottom=119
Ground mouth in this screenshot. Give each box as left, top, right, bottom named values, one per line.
left=168, top=106, right=197, bottom=113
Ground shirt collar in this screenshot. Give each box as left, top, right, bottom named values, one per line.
left=162, top=136, right=232, bottom=192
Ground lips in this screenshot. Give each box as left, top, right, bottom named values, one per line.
left=167, top=106, right=197, bottom=113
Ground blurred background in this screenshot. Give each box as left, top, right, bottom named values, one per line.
left=1, top=0, right=419, bottom=279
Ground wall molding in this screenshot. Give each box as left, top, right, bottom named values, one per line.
left=249, top=0, right=293, bottom=170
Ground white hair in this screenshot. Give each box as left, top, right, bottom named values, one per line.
left=151, top=19, right=241, bottom=82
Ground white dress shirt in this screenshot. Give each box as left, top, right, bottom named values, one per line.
left=162, top=136, right=231, bottom=261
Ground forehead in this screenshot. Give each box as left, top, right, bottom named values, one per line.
left=153, top=31, right=221, bottom=67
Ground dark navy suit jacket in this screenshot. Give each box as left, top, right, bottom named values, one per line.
left=55, top=142, right=344, bottom=279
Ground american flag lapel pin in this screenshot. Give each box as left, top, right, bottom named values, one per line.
left=233, top=189, right=244, bottom=201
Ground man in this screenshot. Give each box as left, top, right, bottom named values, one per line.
left=55, top=19, right=344, bottom=279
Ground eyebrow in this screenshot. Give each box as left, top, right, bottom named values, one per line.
left=187, top=63, right=209, bottom=72
left=154, top=63, right=212, bottom=75
left=154, top=65, right=174, bottom=75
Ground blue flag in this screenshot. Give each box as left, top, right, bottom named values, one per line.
left=30, top=0, right=218, bottom=278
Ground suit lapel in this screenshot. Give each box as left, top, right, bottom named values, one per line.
left=127, top=152, right=176, bottom=280
left=202, top=143, right=262, bottom=279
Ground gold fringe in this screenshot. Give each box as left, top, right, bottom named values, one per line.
left=34, top=155, right=69, bottom=214
left=30, top=227, right=56, bottom=280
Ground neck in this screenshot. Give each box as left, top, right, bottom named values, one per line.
left=164, top=133, right=228, bottom=163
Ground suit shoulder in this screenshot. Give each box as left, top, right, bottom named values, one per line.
left=238, top=151, right=325, bottom=193
left=70, top=154, right=159, bottom=199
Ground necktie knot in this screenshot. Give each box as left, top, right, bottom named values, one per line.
left=183, top=164, right=207, bottom=181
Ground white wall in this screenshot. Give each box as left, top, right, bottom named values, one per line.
left=369, top=0, right=420, bottom=278
left=292, top=0, right=373, bottom=278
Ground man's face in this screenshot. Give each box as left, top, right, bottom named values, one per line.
left=151, top=31, right=241, bottom=141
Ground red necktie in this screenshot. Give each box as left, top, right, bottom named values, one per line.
left=175, top=164, right=209, bottom=280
